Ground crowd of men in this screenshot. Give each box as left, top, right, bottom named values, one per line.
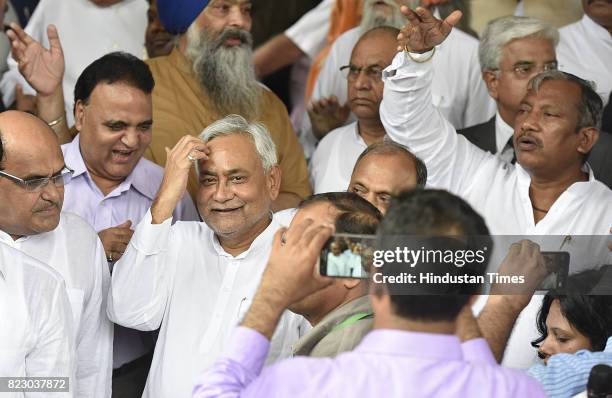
left=0, top=0, right=611, bottom=397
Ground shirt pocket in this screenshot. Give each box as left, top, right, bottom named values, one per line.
left=66, top=288, right=84, bottom=340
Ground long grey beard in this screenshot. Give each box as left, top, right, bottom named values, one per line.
left=360, top=0, right=416, bottom=30
left=186, top=25, right=260, bottom=121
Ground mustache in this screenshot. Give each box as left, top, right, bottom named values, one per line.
left=33, top=201, right=61, bottom=213
left=214, top=28, right=252, bottom=48
left=515, top=131, right=543, bottom=148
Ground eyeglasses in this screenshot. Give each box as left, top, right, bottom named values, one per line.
left=495, top=61, right=558, bottom=79
left=339, top=64, right=384, bottom=81
left=0, top=167, right=74, bottom=192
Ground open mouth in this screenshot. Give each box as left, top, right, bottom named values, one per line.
left=517, top=135, right=539, bottom=151
left=112, top=149, right=135, bottom=162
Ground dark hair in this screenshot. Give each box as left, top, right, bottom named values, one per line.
left=377, top=189, right=492, bottom=322
left=298, top=191, right=383, bottom=225
left=532, top=269, right=612, bottom=353
left=529, top=71, right=604, bottom=130
left=73, top=52, right=155, bottom=114
left=353, top=141, right=427, bottom=187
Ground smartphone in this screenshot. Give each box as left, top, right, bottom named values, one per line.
left=319, top=233, right=377, bottom=279
left=538, top=251, right=570, bottom=290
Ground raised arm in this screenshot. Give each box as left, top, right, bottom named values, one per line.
left=6, top=23, right=72, bottom=143
left=380, top=7, right=489, bottom=193
left=107, top=136, right=209, bottom=330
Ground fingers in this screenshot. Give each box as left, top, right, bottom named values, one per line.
left=115, top=220, right=132, bottom=229
left=46, top=24, right=63, bottom=54
left=8, top=22, right=32, bottom=45
left=444, top=9, right=463, bottom=28
left=282, top=218, right=314, bottom=247
left=166, top=135, right=210, bottom=166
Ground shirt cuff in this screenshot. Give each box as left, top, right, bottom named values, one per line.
left=225, top=327, right=271, bottom=375
left=383, top=49, right=434, bottom=80
left=461, top=338, right=497, bottom=365
left=130, top=208, right=172, bottom=255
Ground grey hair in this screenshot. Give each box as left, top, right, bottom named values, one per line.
left=529, top=71, right=603, bottom=130
left=198, top=114, right=278, bottom=173
left=353, top=140, right=427, bottom=187
left=479, top=16, right=559, bottom=72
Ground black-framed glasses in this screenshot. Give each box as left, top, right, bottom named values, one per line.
left=0, top=166, right=74, bottom=192
left=339, top=64, right=384, bottom=81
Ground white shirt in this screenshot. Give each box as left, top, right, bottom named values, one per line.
left=0, top=213, right=113, bottom=398
left=108, top=210, right=309, bottom=398
left=61, top=134, right=199, bottom=368
left=310, top=122, right=367, bottom=194
left=381, top=50, right=612, bottom=368
left=0, top=0, right=147, bottom=124
left=299, top=26, right=496, bottom=157
left=284, top=0, right=333, bottom=59
left=0, top=241, right=74, bottom=398
left=495, top=112, right=516, bottom=163
left=557, top=14, right=612, bottom=106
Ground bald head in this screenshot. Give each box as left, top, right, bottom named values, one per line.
left=347, top=27, right=399, bottom=123
left=0, top=111, right=65, bottom=239
left=0, top=111, right=61, bottom=170
left=352, top=26, right=400, bottom=60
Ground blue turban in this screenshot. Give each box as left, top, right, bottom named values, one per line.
left=157, top=0, right=209, bottom=35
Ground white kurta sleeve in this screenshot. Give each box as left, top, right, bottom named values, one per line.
left=380, top=50, right=491, bottom=195
left=107, top=209, right=175, bottom=332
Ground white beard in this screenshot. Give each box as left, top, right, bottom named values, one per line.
left=185, top=25, right=260, bottom=120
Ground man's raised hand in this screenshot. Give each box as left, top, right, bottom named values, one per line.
left=7, top=23, right=64, bottom=96
left=396, top=6, right=462, bottom=53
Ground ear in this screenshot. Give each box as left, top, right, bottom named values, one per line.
left=576, top=127, right=599, bottom=156
left=266, top=164, right=282, bottom=201
left=482, top=70, right=499, bottom=101
left=74, top=100, right=86, bottom=132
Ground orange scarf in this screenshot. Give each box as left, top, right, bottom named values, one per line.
left=304, top=0, right=364, bottom=101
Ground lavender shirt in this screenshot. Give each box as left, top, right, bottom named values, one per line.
left=193, top=327, right=546, bottom=398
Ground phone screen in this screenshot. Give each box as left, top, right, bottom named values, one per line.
left=319, top=233, right=377, bottom=279
left=538, top=251, right=570, bottom=290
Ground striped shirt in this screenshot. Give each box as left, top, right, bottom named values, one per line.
left=527, top=336, right=612, bottom=398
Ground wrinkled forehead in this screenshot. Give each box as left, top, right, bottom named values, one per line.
left=199, top=133, right=262, bottom=174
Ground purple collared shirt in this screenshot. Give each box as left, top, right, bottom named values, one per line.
left=193, top=327, right=546, bottom=398
left=61, top=134, right=199, bottom=232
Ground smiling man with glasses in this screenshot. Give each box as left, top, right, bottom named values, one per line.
left=0, top=110, right=114, bottom=398
left=309, top=27, right=400, bottom=195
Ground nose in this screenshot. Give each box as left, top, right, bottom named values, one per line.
left=353, top=70, right=372, bottom=90
left=40, top=179, right=63, bottom=204
left=213, top=181, right=234, bottom=203
left=518, top=109, right=540, bottom=134
left=121, top=129, right=140, bottom=148
left=227, top=5, right=250, bottom=30
left=538, top=335, right=555, bottom=360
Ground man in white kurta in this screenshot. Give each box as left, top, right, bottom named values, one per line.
left=0, top=241, right=75, bottom=398
left=380, top=11, right=611, bottom=370
left=108, top=115, right=308, bottom=398
left=0, top=111, right=113, bottom=398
